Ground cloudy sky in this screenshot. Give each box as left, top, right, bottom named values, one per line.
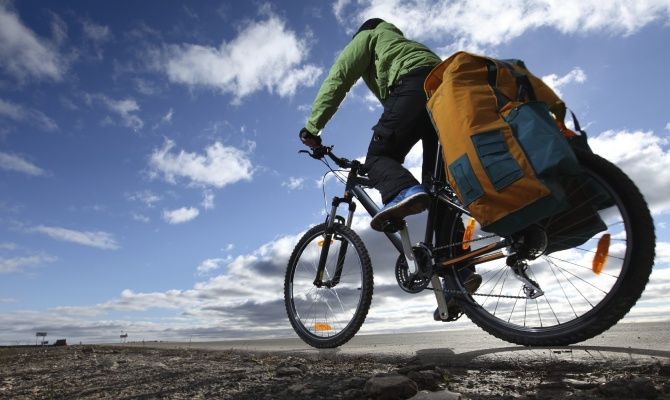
left=1, top=0, right=669, bottom=344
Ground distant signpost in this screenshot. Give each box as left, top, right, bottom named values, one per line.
left=120, top=333, right=128, bottom=343
left=35, top=332, right=47, bottom=346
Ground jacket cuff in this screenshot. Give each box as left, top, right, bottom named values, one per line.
left=304, top=122, right=320, bottom=136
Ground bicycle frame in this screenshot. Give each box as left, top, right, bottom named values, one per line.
left=310, top=144, right=510, bottom=318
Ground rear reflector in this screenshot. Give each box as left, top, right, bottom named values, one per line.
left=592, top=233, right=611, bottom=275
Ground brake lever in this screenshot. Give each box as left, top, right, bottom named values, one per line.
left=299, top=146, right=331, bottom=160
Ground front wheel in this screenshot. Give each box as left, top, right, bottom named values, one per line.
left=446, top=151, right=655, bottom=346
left=284, top=223, right=373, bottom=348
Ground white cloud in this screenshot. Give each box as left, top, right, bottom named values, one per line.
left=0, top=99, right=58, bottom=131
left=127, top=190, right=161, bottom=207
left=31, top=225, right=120, bottom=250
left=162, top=207, right=200, bottom=224
left=333, top=0, right=353, bottom=23
left=282, top=177, right=305, bottom=190
left=162, top=108, right=174, bottom=124
left=80, top=19, right=112, bottom=61
left=201, top=191, right=215, bottom=210
left=0, top=152, right=46, bottom=176
left=0, top=242, right=18, bottom=251
left=149, top=139, right=253, bottom=188
left=335, top=0, right=670, bottom=50
left=364, top=92, right=381, bottom=111
left=657, top=242, right=670, bottom=264
left=50, top=12, right=68, bottom=46
left=98, top=96, right=143, bottom=131
left=158, top=14, right=322, bottom=101
left=196, top=257, right=229, bottom=275
left=82, top=20, right=111, bottom=43
left=541, top=67, right=587, bottom=97
left=0, top=98, right=23, bottom=120
left=589, top=129, right=670, bottom=214
left=1, top=210, right=667, bottom=343
left=0, top=2, right=67, bottom=81
left=131, top=213, right=150, bottom=223
left=0, top=255, right=56, bottom=274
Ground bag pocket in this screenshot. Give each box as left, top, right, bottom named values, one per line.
left=448, top=154, right=484, bottom=206
left=471, top=130, right=523, bottom=191
left=505, top=102, right=580, bottom=178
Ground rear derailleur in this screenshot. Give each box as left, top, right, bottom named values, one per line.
left=507, top=254, right=544, bottom=299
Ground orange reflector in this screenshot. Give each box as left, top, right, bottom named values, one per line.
left=314, top=322, right=332, bottom=332
left=592, top=233, right=611, bottom=275
left=462, top=218, right=476, bottom=250
left=317, top=239, right=330, bottom=247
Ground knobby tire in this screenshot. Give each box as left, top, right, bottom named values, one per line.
left=284, top=223, right=373, bottom=348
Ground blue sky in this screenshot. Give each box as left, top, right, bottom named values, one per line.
left=1, top=0, right=669, bottom=344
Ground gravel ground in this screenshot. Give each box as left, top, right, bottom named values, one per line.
left=1, top=345, right=668, bottom=399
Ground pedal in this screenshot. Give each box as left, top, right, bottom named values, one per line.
left=381, top=219, right=405, bottom=233
left=434, top=303, right=464, bottom=322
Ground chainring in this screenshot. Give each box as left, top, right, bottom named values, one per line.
left=395, top=245, right=433, bottom=293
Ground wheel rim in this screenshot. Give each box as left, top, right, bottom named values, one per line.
left=452, top=165, right=633, bottom=332
left=288, top=231, right=365, bottom=341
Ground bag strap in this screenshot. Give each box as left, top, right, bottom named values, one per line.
left=486, top=59, right=537, bottom=112
left=485, top=61, right=510, bottom=112
left=499, top=60, right=537, bottom=102
left=570, top=110, right=589, bottom=140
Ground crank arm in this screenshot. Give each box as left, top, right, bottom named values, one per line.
left=431, top=275, right=450, bottom=320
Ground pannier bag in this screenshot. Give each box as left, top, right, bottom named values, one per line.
left=424, top=51, right=607, bottom=241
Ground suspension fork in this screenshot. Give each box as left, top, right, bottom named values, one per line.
left=313, top=194, right=356, bottom=288
left=331, top=199, right=356, bottom=286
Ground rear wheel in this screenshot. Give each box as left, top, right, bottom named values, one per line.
left=446, top=151, right=655, bottom=346
left=284, top=223, right=373, bottom=348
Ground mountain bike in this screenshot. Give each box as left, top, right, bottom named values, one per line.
left=283, top=142, right=655, bottom=348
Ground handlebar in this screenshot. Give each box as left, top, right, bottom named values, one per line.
left=299, top=146, right=360, bottom=170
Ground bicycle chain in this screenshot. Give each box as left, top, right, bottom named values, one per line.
left=432, top=234, right=527, bottom=300
left=439, top=288, right=526, bottom=300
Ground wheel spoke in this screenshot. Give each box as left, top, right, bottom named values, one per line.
left=547, top=258, right=578, bottom=319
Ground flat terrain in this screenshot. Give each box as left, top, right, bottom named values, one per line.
left=137, top=321, right=670, bottom=364
left=1, top=323, right=668, bottom=399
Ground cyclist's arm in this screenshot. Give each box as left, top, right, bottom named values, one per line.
left=305, top=34, right=372, bottom=135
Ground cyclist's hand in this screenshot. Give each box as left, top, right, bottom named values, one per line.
left=299, top=128, right=322, bottom=148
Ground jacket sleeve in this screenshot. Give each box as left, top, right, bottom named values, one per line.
left=305, top=34, right=372, bottom=134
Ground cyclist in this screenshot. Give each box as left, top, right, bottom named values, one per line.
left=299, top=18, right=441, bottom=231
left=299, top=18, right=480, bottom=320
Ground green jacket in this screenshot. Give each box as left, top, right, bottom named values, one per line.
left=305, top=22, right=441, bottom=135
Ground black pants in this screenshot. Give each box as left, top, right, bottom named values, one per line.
left=364, top=66, right=438, bottom=204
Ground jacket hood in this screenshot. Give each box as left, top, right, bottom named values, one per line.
left=374, top=21, right=404, bottom=37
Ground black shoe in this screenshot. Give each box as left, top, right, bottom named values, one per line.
left=434, top=273, right=482, bottom=322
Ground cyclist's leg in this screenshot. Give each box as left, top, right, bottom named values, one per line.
left=364, top=67, right=434, bottom=203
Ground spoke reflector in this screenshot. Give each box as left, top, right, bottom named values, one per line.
left=592, top=233, right=611, bottom=275
left=317, top=239, right=330, bottom=247
left=463, top=218, right=476, bottom=250
left=314, top=322, right=332, bottom=331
